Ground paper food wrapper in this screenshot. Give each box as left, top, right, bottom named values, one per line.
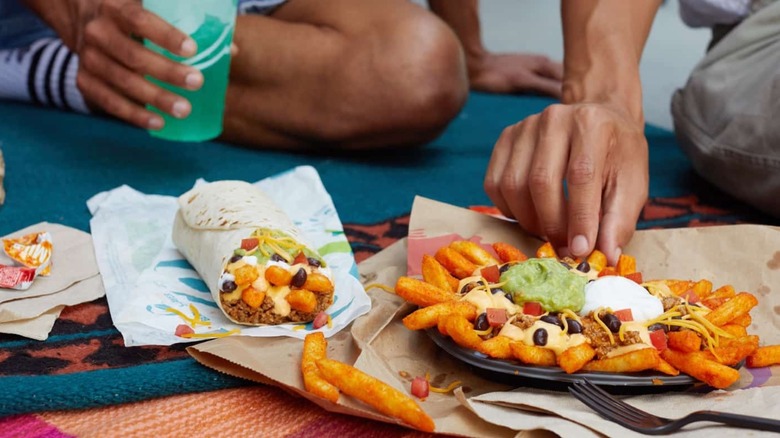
left=188, top=196, right=780, bottom=437
left=89, top=166, right=371, bottom=347
left=0, top=223, right=104, bottom=340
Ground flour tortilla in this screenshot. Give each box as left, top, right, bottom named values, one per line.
left=171, top=180, right=319, bottom=325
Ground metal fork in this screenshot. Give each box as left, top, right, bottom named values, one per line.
left=569, top=379, right=780, bottom=435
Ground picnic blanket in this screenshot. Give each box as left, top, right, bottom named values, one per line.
left=0, top=92, right=777, bottom=436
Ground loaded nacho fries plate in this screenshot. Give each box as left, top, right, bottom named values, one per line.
left=395, top=239, right=777, bottom=389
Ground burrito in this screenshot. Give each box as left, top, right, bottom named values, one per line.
left=172, top=181, right=335, bottom=325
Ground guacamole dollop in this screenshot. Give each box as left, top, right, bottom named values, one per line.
left=499, top=258, right=586, bottom=312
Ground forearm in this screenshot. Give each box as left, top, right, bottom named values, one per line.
left=561, top=0, right=661, bottom=123
left=428, top=0, right=484, bottom=67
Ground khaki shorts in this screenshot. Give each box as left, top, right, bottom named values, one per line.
left=672, top=1, right=780, bottom=216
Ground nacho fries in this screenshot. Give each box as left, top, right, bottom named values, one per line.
left=395, top=240, right=780, bottom=389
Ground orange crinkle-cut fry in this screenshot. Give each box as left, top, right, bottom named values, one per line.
left=316, top=359, right=435, bottom=433
left=301, top=332, right=339, bottom=403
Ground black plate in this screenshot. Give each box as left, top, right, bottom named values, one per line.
left=427, top=328, right=700, bottom=388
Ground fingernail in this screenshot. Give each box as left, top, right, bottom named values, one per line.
left=185, top=72, right=203, bottom=90
left=180, top=38, right=197, bottom=56
left=172, top=100, right=190, bottom=119
left=230, top=43, right=238, bottom=56
left=570, top=235, right=588, bottom=256
left=148, top=117, right=163, bottom=130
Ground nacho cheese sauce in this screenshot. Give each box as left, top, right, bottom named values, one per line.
left=498, top=320, right=587, bottom=355
left=458, top=276, right=518, bottom=315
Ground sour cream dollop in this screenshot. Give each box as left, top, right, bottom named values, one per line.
left=579, top=276, right=664, bottom=322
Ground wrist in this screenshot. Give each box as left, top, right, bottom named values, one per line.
left=562, top=71, right=644, bottom=126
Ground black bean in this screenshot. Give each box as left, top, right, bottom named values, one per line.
left=291, top=268, right=307, bottom=288
left=221, top=280, right=237, bottom=293
left=666, top=316, right=682, bottom=332
left=576, top=261, right=591, bottom=273
left=228, top=254, right=242, bottom=264
left=491, top=287, right=506, bottom=295
left=603, top=313, right=621, bottom=333
left=560, top=261, right=572, bottom=269
left=540, top=314, right=564, bottom=329
left=474, top=313, right=490, bottom=331
left=566, top=318, right=583, bottom=334
left=270, top=253, right=285, bottom=263
left=307, top=257, right=322, bottom=268
left=533, top=328, right=548, bottom=346
left=499, top=263, right=513, bottom=274
left=647, top=323, right=665, bottom=332
left=460, top=282, right=479, bottom=294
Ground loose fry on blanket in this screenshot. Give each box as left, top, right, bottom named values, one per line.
left=434, top=247, right=477, bottom=279
left=692, top=279, right=713, bottom=299
left=301, top=333, right=339, bottom=403
left=653, top=358, right=680, bottom=376
left=586, top=250, right=607, bottom=272
left=661, top=348, right=740, bottom=389
left=477, top=335, right=513, bottom=359
left=439, top=314, right=482, bottom=350
left=535, top=242, right=557, bottom=259
left=667, top=330, right=702, bottom=353
left=616, top=254, right=636, bottom=276
left=402, top=301, right=477, bottom=330
left=747, top=345, right=780, bottom=368
left=421, top=254, right=459, bottom=293
left=693, top=336, right=758, bottom=366
left=582, top=348, right=660, bottom=373
left=557, top=342, right=596, bottom=374
left=705, top=292, right=758, bottom=327
left=510, top=341, right=556, bottom=367
left=316, top=359, right=435, bottom=433
left=394, top=277, right=455, bottom=308
left=449, top=240, right=499, bottom=266
left=492, top=242, right=528, bottom=263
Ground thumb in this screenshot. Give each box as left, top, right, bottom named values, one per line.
left=597, top=186, right=646, bottom=266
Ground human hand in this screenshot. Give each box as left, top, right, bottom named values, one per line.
left=468, top=53, right=563, bottom=98
left=483, top=103, right=648, bottom=265
left=76, top=0, right=204, bottom=129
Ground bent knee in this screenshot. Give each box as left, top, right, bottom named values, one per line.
left=318, top=10, right=468, bottom=147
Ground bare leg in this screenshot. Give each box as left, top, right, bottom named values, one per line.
left=221, top=0, right=469, bottom=150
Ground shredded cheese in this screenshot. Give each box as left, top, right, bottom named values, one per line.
left=364, top=283, right=396, bottom=294
left=593, top=308, right=615, bottom=345
left=181, top=329, right=240, bottom=339
left=166, top=305, right=211, bottom=328
left=429, top=380, right=463, bottom=394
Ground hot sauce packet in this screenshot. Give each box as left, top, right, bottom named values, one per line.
left=1, top=231, right=53, bottom=290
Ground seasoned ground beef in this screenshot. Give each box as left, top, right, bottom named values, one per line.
left=512, top=314, right=536, bottom=330
left=582, top=316, right=643, bottom=358
left=662, top=296, right=683, bottom=312
left=221, top=291, right=333, bottom=325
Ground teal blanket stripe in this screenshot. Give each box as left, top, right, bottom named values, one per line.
left=0, top=359, right=249, bottom=417
left=0, top=93, right=690, bottom=236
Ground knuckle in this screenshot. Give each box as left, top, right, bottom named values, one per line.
left=528, top=165, right=554, bottom=191
left=569, top=209, right=593, bottom=228
left=123, top=48, right=144, bottom=71
left=567, top=157, right=596, bottom=186
left=120, top=3, right=148, bottom=30
left=499, top=174, right=524, bottom=197
left=573, top=105, right=602, bottom=125
left=84, top=21, right=101, bottom=44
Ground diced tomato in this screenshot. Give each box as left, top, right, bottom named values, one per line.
left=486, top=308, right=508, bottom=327
left=522, top=301, right=543, bottom=316
left=411, top=376, right=429, bottom=399
left=624, top=272, right=643, bottom=284
left=649, top=329, right=667, bottom=351
left=241, top=238, right=259, bottom=251
left=312, top=311, right=329, bottom=329
left=480, top=265, right=500, bottom=283
left=174, top=324, right=194, bottom=337
left=680, top=289, right=700, bottom=304
left=293, top=251, right=308, bottom=265
left=613, top=308, right=634, bottom=322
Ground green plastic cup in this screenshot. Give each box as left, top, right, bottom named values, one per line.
left=142, top=0, right=238, bottom=142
